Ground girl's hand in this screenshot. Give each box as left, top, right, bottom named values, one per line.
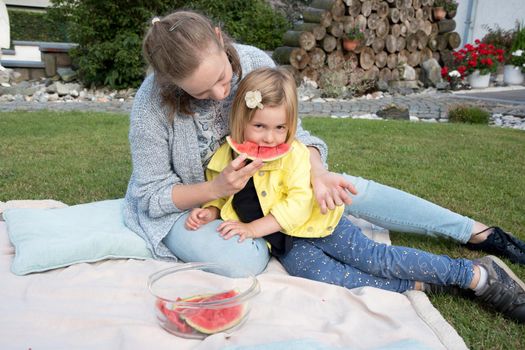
left=217, top=220, right=258, bottom=243
left=311, top=169, right=357, bottom=214
left=185, top=207, right=219, bottom=230
left=211, top=154, right=263, bottom=198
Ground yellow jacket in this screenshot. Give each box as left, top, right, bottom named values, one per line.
left=204, top=140, right=343, bottom=238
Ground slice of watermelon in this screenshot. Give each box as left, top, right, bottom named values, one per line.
left=182, top=290, right=246, bottom=334
left=226, top=136, right=291, bottom=162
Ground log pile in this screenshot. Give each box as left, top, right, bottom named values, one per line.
left=272, top=0, right=461, bottom=88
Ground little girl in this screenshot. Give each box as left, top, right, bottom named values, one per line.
left=185, top=67, right=525, bottom=323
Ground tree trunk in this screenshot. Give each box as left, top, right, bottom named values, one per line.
left=308, top=47, right=327, bottom=69
left=415, top=29, right=429, bottom=50
left=303, top=7, right=333, bottom=28
left=397, top=36, right=407, bottom=51
left=294, top=23, right=327, bottom=41
left=360, top=47, right=376, bottom=70
left=379, top=67, right=392, bottom=82
left=437, top=19, right=456, bottom=34
left=398, top=49, right=409, bottom=65
left=329, top=21, right=345, bottom=38
left=386, top=35, right=398, bottom=53
left=272, top=46, right=296, bottom=65
left=406, top=33, right=418, bottom=52
left=372, top=37, right=386, bottom=53
left=300, top=66, right=319, bottom=83
left=368, top=13, right=381, bottom=30
left=407, top=50, right=420, bottom=66
left=282, top=31, right=317, bottom=51
left=375, top=51, right=388, bottom=68
left=331, top=0, right=346, bottom=21
left=311, top=0, right=338, bottom=10
left=361, top=1, right=373, bottom=16
left=348, top=0, right=362, bottom=17
left=322, top=35, right=338, bottom=52
left=290, top=48, right=310, bottom=69
left=327, top=50, right=345, bottom=69
left=387, top=53, right=398, bottom=69
left=445, top=32, right=461, bottom=49
left=342, top=16, right=355, bottom=33
left=376, top=19, right=390, bottom=39
left=390, top=8, right=400, bottom=23
left=377, top=2, right=390, bottom=18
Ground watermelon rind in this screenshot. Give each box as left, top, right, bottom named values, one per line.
left=226, top=136, right=291, bottom=162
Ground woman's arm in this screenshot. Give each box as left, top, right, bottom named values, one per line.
left=172, top=153, right=264, bottom=210
left=308, top=147, right=357, bottom=214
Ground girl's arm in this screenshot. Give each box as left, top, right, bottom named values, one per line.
left=218, top=213, right=283, bottom=242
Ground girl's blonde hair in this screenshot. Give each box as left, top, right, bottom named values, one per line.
left=229, top=67, right=298, bottom=145
left=143, top=10, right=241, bottom=117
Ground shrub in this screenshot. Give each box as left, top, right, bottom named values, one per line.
left=8, top=9, right=69, bottom=44
left=448, top=105, right=490, bottom=124
left=186, top=0, right=289, bottom=51
left=46, top=0, right=289, bottom=89
left=47, top=0, right=174, bottom=89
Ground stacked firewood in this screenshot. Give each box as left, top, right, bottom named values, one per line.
left=272, top=0, right=461, bottom=86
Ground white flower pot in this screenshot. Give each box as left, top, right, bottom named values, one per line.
left=503, top=65, right=524, bottom=85
left=467, top=70, right=490, bottom=89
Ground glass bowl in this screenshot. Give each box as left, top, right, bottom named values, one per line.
left=148, top=262, right=260, bottom=339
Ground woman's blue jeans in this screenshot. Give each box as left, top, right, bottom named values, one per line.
left=162, top=173, right=475, bottom=277
left=279, top=216, right=475, bottom=293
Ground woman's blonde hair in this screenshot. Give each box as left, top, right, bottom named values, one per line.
left=143, top=10, right=241, bottom=117
left=229, top=67, right=298, bottom=145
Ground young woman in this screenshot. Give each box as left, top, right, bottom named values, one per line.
left=123, top=9, right=525, bottom=280
left=185, top=66, right=525, bottom=323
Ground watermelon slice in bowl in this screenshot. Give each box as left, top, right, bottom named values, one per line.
left=148, top=262, right=260, bottom=339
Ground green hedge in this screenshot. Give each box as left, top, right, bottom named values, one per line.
left=45, top=0, right=290, bottom=89
left=7, top=9, right=69, bottom=45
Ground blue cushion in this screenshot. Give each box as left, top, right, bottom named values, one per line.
left=4, top=199, right=152, bottom=275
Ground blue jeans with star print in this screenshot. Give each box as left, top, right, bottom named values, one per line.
left=278, top=216, right=475, bottom=293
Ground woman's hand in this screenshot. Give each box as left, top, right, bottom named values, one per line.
left=211, top=153, right=263, bottom=198
left=311, top=169, right=357, bottom=214
left=218, top=220, right=259, bottom=243
left=185, top=207, right=219, bottom=230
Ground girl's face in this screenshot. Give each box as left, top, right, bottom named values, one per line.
left=244, top=104, right=288, bottom=147
left=177, top=49, right=233, bottom=101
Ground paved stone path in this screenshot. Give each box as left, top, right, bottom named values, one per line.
left=2, top=90, right=525, bottom=122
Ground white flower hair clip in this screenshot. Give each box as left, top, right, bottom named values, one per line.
left=245, top=90, right=264, bottom=110
left=151, top=17, right=160, bottom=25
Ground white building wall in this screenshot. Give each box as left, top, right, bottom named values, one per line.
left=5, top=0, right=50, bottom=8
left=455, top=0, right=525, bottom=48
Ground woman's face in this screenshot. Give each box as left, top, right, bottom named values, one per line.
left=177, top=49, right=233, bottom=101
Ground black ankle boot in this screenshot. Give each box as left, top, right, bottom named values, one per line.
left=465, top=227, right=525, bottom=265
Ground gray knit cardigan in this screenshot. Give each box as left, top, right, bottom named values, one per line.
left=123, top=44, right=329, bottom=260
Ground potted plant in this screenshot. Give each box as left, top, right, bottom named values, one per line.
left=481, top=24, right=516, bottom=84
left=445, top=0, right=458, bottom=19
left=504, top=23, right=525, bottom=85
left=343, top=26, right=364, bottom=52
left=432, top=0, right=447, bottom=21
left=451, top=39, right=504, bottom=88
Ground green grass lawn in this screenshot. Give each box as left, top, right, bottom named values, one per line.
left=1, top=111, right=524, bottom=348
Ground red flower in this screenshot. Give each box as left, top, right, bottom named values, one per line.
left=451, top=39, right=503, bottom=76
left=441, top=66, right=449, bottom=78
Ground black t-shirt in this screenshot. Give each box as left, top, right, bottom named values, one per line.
left=232, top=177, right=293, bottom=257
